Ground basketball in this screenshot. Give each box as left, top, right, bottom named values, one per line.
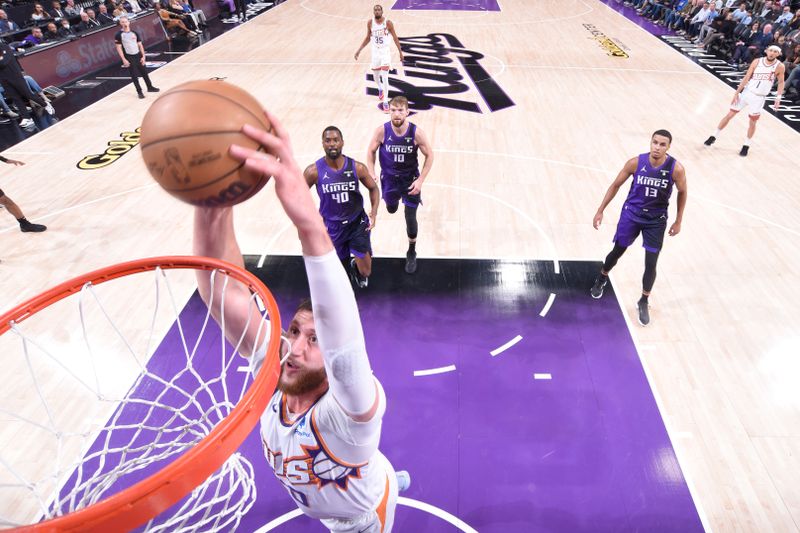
left=140, top=79, right=272, bottom=207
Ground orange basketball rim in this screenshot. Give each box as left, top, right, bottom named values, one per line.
left=0, top=256, right=282, bottom=533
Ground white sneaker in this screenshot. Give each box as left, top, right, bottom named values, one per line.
left=19, top=118, right=34, bottom=128
left=45, top=102, right=55, bottom=115
left=396, top=470, right=411, bottom=492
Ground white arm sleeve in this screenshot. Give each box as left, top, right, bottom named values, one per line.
left=303, top=251, right=376, bottom=417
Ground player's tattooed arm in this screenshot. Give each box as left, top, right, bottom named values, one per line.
left=356, top=161, right=380, bottom=229
left=593, top=157, right=636, bottom=229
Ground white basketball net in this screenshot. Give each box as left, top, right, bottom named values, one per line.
left=0, top=266, right=273, bottom=531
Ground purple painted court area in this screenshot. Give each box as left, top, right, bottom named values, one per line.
left=392, top=0, right=500, bottom=11
left=66, top=257, right=702, bottom=532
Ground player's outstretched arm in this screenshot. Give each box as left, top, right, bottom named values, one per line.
left=669, top=162, right=687, bottom=237
left=593, top=157, right=636, bottom=229
left=193, top=206, right=269, bottom=358
left=232, top=112, right=379, bottom=422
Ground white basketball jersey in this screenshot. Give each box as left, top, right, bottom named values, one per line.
left=251, top=351, right=389, bottom=521
left=371, top=19, right=390, bottom=54
left=747, top=58, right=779, bottom=96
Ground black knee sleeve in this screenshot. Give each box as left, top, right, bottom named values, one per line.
left=386, top=203, right=399, bottom=214
left=643, top=251, right=659, bottom=292
left=602, top=244, right=627, bottom=272
left=404, top=205, right=418, bottom=239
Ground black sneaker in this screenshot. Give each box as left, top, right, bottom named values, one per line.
left=147, top=86, right=160, bottom=93
left=349, top=258, right=368, bottom=289
left=405, top=251, right=417, bottom=274
left=590, top=276, right=608, bottom=299
left=137, top=92, right=145, bottom=99
left=20, top=220, right=47, bottom=232
left=739, top=145, right=749, bottom=157
left=703, top=135, right=716, bottom=146
left=637, top=300, right=650, bottom=326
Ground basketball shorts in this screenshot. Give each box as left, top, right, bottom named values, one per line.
left=370, top=48, right=391, bottom=70
left=730, top=88, right=767, bottom=118
left=325, top=211, right=372, bottom=262
left=320, top=455, right=399, bottom=533
left=613, top=205, right=668, bottom=253
left=381, top=173, right=421, bottom=209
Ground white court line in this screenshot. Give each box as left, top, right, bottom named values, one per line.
left=430, top=182, right=561, bottom=274
left=0, top=183, right=157, bottom=234
left=534, top=373, right=552, bottom=380
left=257, top=221, right=293, bottom=268
left=539, top=293, right=556, bottom=317
left=490, top=334, right=522, bottom=357
left=175, top=61, right=696, bottom=77
left=608, top=276, right=713, bottom=533
left=300, top=0, right=593, bottom=26
left=504, top=64, right=702, bottom=75
left=253, top=497, right=478, bottom=533
left=413, top=364, right=456, bottom=377
left=431, top=148, right=800, bottom=239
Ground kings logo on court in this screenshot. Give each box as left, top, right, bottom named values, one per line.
left=368, top=33, right=515, bottom=114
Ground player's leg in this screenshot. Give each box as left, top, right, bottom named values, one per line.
left=705, top=107, right=739, bottom=146
left=741, top=112, right=760, bottom=157
left=0, top=191, right=47, bottom=232
left=636, top=215, right=667, bottom=326
left=591, top=209, right=638, bottom=298
left=382, top=176, right=401, bottom=214
left=349, top=216, right=372, bottom=288
left=402, top=191, right=421, bottom=274
left=372, top=68, right=384, bottom=102
left=379, top=67, right=390, bottom=111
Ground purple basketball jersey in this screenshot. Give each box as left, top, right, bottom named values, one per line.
left=378, top=122, right=419, bottom=178
left=624, top=153, right=676, bottom=215
left=315, top=157, right=364, bottom=223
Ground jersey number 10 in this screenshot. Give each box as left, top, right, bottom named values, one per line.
left=393, top=154, right=405, bottom=163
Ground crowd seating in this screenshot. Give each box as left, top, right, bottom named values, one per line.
left=614, top=0, right=800, bottom=98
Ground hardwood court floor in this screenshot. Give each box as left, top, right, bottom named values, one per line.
left=1, top=0, right=799, bottom=530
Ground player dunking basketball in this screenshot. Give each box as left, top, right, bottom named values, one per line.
left=367, top=96, right=434, bottom=274
left=193, top=111, right=408, bottom=532
left=704, top=45, right=785, bottom=156
left=304, top=126, right=380, bottom=289
left=354, top=4, right=404, bottom=113
left=590, top=130, right=688, bottom=326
